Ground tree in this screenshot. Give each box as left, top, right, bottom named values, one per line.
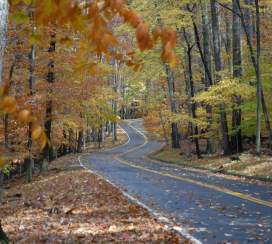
left=231, top=0, right=243, bottom=153
left=210, top=0, right=231, bottom=155
left=0, top=0, right=8, bottom=84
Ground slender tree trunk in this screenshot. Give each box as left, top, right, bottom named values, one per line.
left=112, top=60, right=118, bottom=142
left=210, top=0, right=231, bottom=155
left=183, top=27, right=201, bottom=158
left=0, top=0, right=8, bottom=223
left=26, top=43, right=36, bottom=182
left=187, top=46, right=201, bottom=158
left=165, top=64, right=180, bottom=148
left=244, top=0, right=253, bottom=46
left=0, top=0, right=8, bottom=85
left=255, top=0, right=261, bottom=155
left=231, top=0, right=243, bottom=153
left=43, top=33, right=56, bottom=169
left=224, top=10, right=232, bottom=73
left=197, top=0, right=213, bottom=153
left=77, top=130, right=84, bottom=153
left=3, top=55, right=17, bottom=147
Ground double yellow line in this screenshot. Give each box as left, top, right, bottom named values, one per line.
left=116, top=121, right=272, bottom=208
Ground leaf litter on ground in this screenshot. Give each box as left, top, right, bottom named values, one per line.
left=0, top=153, right=189, bottom=243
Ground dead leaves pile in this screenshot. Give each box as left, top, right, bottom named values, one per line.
left=0, top=161, right=187, bottom=243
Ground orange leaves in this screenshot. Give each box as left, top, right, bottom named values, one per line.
left=32, top=125, right=43, bottom=140
left=2, top=96, right=17, bottom=114
left=161, top=42, right=177, bottom=67
left=0, top=87, right=46, bottom=150
left=109, top=0, right=124, bottom=12
left=153, top=26, right=162, bottom=42
left=18, top=109, right=32, bottom=124
left=119, top=6, right=177, bottom=66
left=136, top=23, right=153, bottom=51
left=122, top=9, right=141, bottom=28
left=161, top=26, right=177, bottom=48
left=160, top=27, right=177, bottom=67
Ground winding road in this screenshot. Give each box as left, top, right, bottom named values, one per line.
left=79, top=119, right=272, bottom=243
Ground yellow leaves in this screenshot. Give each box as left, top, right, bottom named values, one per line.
left=10, top=11, right=29, bottom=25
left=32, top=125, right=43, bottom=140
left=32, top=125, right=48, bottom=150
left=18, top=110, right=32, bottom=124
left=2, top=96, right=17, bottom=114
left=194, top=78, right=255, bottom=106
left=0, top=157, right=7, bottom=169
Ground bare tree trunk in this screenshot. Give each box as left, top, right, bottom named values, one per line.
left=43, top=32, right=56, bottom=169
left=0, top=0, right=8, bottom=232
left=112, top=59, right=118, bottom=142
left=231, top=0, right=243, bottom=153
left=198, top=0, right=213, bottom=153
left=0, top=0, right=8, bottom=85
left=26, top=43, right=36, bottom=182
left=224, top=9, right=232, bottom=73
left=165, top=64, right=180, bottom=148
left=210, top=0, right=231, bottom=155
left=183, top=28, right=201, bottom=158
left=255, top=0, right=261, bottom=155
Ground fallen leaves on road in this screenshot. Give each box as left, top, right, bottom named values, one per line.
left=0, top=158, right=188, bottom=243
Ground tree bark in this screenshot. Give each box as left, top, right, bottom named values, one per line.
left=194, top=0, right=214, bottom=153
left=26, top=40, right=36, bottom=182
left=183, top=28, right=201, bottom=158
left=0, top=0, right=8, bottom=85
left=43, top=33, right=56, bottom=166
left=210, top=0, right=231, bottom=155
left=165, top=64, right=180, bottom=148
left=231, top=0, right=243, bottom=153
left=255, top=0, right=261, bottom=155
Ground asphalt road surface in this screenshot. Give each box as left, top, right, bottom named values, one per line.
left=79, top=119, right=272, bottom=243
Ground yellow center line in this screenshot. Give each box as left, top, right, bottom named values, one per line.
left=115, top=121, right=272, bottom=209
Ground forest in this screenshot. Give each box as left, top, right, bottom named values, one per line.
left=0, top=0, right=272, bottom=243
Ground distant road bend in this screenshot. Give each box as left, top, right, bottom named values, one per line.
left=79, top=119, right=272, bottom=243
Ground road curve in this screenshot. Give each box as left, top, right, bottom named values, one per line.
left=79, top=119, right=272, bottom=243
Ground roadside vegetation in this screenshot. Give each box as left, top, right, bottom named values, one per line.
left=152, top=146, right=272, bottom=181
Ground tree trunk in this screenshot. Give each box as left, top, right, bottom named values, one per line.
left=231, top=0, right=243, bottom=153
left=187, top=48, right=201, bottom=158
left=165, top=64, right=180, bottom=148
left=26, top=33, right=36, bottom=181
left=0, top=0, right=8, bottom=85
left=255, top=0, right=261, bottom=155
left=201, top=0, right=213, bottom=153
left=224, top=9, right=232, bottom=73
left=43, top=33, right=56, bottom=165
left=112, top=59, right=118, bottom=142
left=77, top=130, right=84, bottom=153
left=210, top=0, right=231, bottom=155
left=183, top=28, right=201, bottom=158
